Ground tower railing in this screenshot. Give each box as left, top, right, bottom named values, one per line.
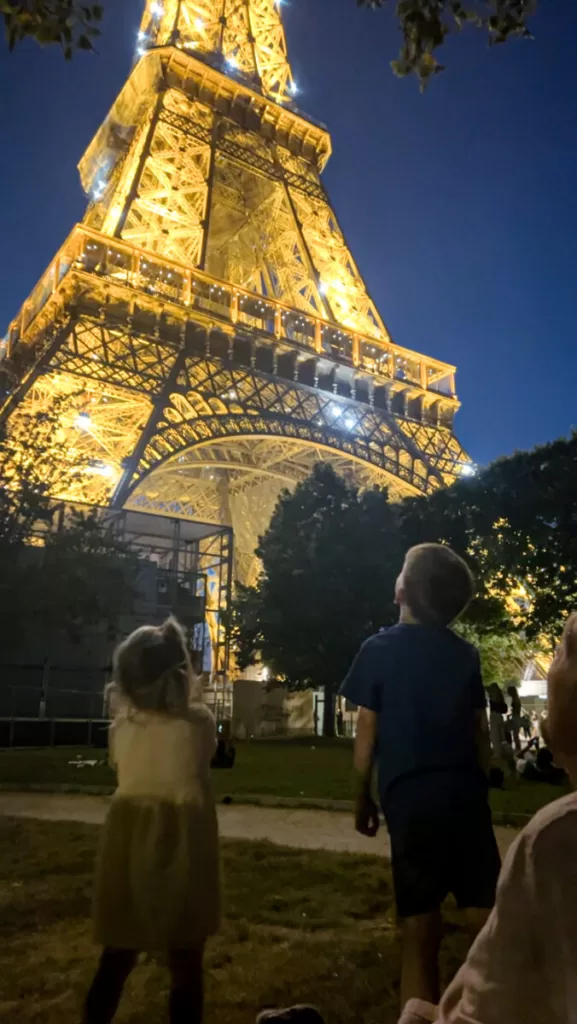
left=3, top=224, right=458, bottom=404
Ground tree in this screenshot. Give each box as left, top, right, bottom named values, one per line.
left=0, top=392, right=83, bottom=547
left=0, top=402, right=140, bottom=656
left=31, top=508, right=141, bottom=649
left=0, top=396, right=80, bottom=652
left=2, top=0, right=102, bottom=57
left=231, top=463, right=404, bottom=736
left=454, top=622, right=531, bottom=685
left=358, top=0, right=537, bottom=85
left=232, top=434, right=577, bottom=735
left=399, top=433, right=577, bottom=643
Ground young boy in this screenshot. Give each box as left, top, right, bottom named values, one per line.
left=261, top=617, right=577, bottom=1024
left=341, top=543, right=499, bottom=1010
left=401, top=612, right=577, bottom=1024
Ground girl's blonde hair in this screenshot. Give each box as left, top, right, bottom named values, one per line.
left=111, top=617, right=201, bottom=716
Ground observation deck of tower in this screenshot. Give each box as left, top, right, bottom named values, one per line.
left=1, top=0, right=469, bottom=586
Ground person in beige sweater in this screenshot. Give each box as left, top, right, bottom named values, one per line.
left=84, top=617, right=219, bottom=1024
left=400, top=611, right=577, bottom=1024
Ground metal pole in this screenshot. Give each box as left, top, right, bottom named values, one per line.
left=39, top=658, right=49, bottom=718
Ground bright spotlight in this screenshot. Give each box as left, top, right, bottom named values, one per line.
left=194, top=17, right=204, bottom=29
left=226, top=55, right=239, bottom=69
left=150, top=2, right=164, bottom=15
left=84, top=462, right=117, bottom=479
left=459, top=462, right=476, bottom=477
left=92, top=179, right=106, bottom=200
left=74, top=413, right=92, bottom=430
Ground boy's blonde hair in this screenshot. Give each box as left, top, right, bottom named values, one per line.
left=112, top=616, right=200, bottom=715
left=401, top=543, right=474, bottom=626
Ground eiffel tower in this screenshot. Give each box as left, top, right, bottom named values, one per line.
left=1, top=0, right=469, bottom=587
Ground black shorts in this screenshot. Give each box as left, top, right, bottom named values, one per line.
left=388, top=796, right=501, bottom=919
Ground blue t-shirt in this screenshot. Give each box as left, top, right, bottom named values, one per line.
left=341, top=623, right=486, bottom=811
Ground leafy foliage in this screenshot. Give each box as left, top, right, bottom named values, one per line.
left=454, top=622, right=530, bottom=685
left=400, top=432, right=577, bottom=642
left=231, top=463, right=403, bottom=735
left=232, top=434, right=577, bottom=733
left=0, top=405, right=139, bottom=656
left=358, top=0, right=536, bottom=85
left=1, top=0, right=102, bottom=57
left=30, top=509, right=141, bottom=647
left=0, top=393, right=82, bottom=545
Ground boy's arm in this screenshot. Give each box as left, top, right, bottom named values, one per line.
left=341, top=639, right=382, bottom=838
left=354, top=706, right=379, bottom=837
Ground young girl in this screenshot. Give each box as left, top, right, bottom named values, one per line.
left=84, top=617, right=219, bottom=1024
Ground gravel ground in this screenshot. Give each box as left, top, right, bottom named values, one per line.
left=0, top=790, right=518, bottom=858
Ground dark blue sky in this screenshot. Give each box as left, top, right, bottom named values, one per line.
left=1, top=0, right=575, bottom=465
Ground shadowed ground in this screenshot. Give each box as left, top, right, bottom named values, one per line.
left=0, top=815, right=475, bottom=1024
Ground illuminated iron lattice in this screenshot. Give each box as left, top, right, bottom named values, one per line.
left=2, top=0, right=470, bottom=591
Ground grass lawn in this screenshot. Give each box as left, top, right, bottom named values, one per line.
left=0, top=739, right=569, bottom=821
left=0, top=739, right=356, bottom=802
left=0, top=816, right=471, bottom=1023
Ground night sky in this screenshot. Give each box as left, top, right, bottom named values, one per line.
left=1, top=0, right=575, bottom=466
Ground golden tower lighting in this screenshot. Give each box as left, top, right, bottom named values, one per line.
left=1, top=0, right=470, bottom=586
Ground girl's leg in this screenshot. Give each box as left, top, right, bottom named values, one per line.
left=84, top=948, right=137, bottom=1024
left=168, top=948, right=204, bottom=1024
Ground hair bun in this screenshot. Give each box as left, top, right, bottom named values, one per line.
left=160, top=617, right=186, bottom=662
left=161, top=616, right=184, bottom=642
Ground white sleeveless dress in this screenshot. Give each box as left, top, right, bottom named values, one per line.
left=93, top=705, right=220, bottom=951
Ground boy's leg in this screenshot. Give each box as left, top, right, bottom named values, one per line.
left=168, top=947, right=204, bottom=1024
left=454, top=799, right=500, bottom=948
left=84, top=948, right=137, bottom=1024
left=389, top=818, right=448, bottom=1011
left=401, top=910, right=442, bottom=1008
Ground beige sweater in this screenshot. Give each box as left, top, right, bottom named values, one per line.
left=110, top=705, right=216, bottom=804
left=401, top=792, right=577, bottom=1024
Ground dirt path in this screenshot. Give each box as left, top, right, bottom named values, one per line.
left=0, top=791, right=518, bottom=859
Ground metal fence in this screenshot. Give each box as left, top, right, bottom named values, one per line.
left=0, top=663, right=237, bottom=749
left=0, top=663, right=110, bottom=720
left=0, top=717, right=109, bottom=749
